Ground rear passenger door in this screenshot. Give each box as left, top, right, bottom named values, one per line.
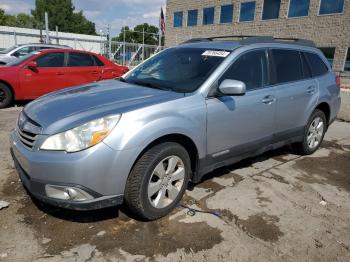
left=270, top=49, right=318, bottom=140
left=65, top=52, right=101, bottom=87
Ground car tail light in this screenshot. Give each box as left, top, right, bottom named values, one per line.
left=335, top=75, right=341, bottom=87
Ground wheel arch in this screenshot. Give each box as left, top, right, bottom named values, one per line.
left=315, top=102, right=331, bottom=126
left=0, top=79, right=15, bottom=99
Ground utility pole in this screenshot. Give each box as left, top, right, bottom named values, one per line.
left=107, top=24, right=112, bottom=59
left=45, top=12, right=49, bottom=44
left=123, top=26, right=126, bottom=66
left=55, top=26, right=59, bottom=44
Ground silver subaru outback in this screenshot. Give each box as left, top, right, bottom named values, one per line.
left=10, top=36, right=341, bottom=220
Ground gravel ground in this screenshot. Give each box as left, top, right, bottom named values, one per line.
left=0, top=107, right=350, bottom=262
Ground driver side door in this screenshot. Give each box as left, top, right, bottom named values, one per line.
left=206, top=49, right=276, bottom=165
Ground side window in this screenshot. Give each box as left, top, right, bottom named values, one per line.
left=220, top=50, right=267, bottom=91
left=304, top=52, right=329, bottom=77
left=270, top=49, right=303, bottom=84
left=92, top=55, right=104, bottom=66
left=35, top=52, right=65, bottom=67
left=13, top=46, right=35, bottom=57
left=300, top=52, right=312, bottom=79
left=67, top=52, right=95, bottom=67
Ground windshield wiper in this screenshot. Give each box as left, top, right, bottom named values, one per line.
left=129, top=79, right=170, bottom=91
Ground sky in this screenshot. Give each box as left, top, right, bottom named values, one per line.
left=0, top=0, right=165, bottom=36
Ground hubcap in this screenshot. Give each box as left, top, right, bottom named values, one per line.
left=148, top=155, right=185, bottom=209
left=307, top=117, right=324, bottom=150
left=0, top=90, right=5, bottom=103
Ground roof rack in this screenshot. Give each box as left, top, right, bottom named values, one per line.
left=182, top=35, right=316, bottom=47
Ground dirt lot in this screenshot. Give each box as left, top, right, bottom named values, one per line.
left=0, top=107, right=350, bottom=262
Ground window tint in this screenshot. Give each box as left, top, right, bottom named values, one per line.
left=220, top=50, right=267, bottom=91
left=304, top=52, right=329, bottom=77
left=262, top=0, right=281, bottom=20
left=173, top=12, right=183, bottom=27
left=271, top=49, right=303, bottom=84
left=220, top=4, right=234, bottom=23
left=319, top=47, right=335, bottom=67
left=300, top=52, right=312, bottom=79
left=345, top=48, right=350, bottom=71
left=35, top=52, right=65, bottom=67
left=67, top=52, right=94, bottom=67
left=187, top=9, right=198, bottom=26
left=288, top=0, right=310, bottom=17
left=240, top=1, right=256, bottom=22
left=92, top=55, right=104, bottom=66
left=319, top=0, right=344, bottom=15
left=203, top=7, right=215, bottom=25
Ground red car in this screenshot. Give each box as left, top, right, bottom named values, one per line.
left=0, top=49, right=128, bottom=108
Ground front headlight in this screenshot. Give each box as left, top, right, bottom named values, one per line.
left=40, top=114, right=121, bottom=152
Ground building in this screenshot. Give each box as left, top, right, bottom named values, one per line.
left=165, top=0, right=350, bottom=72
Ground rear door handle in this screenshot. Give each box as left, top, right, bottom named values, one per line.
left=261, top=95, right=276, bottom=105
left=307, top=86, right=316, bottom=94
left=55, top=72, right=64, bottom=76
left=91, top=71, right=99, bottom=74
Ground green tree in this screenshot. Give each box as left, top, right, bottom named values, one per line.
left=31, top=0, right=96, bottom=34
left=113, top=23, right=162, bottom=45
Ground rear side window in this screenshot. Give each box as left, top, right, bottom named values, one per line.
left=304, top=52, right=329, bottom=77
left=35, top=52, right=65, bottom=67
left=270, top=49, right=303, bottom=84
left=92, top=55, right=104, bottom=66
left=67, top=52, right=95, bottom=67
left=220, top=50, right=268, bottom=91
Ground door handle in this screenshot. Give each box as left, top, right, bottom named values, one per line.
left=56, top=72, right=64, bottom=76
left=91, top=71, right=99, bottom=74
left=261, top=95, right=276, bottom=105
left=307, top=86, right=316, bottom=94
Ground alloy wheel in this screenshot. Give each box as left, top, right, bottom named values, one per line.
left=307, top=116, right=324, bottom=150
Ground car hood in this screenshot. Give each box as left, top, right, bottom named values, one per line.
left=24, top=80, right=185, bottom=134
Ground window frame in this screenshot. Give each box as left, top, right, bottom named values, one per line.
left=173, top=11, right=183, bottom=27
left=261, top=0, right=281, bottom=21
left=187, top=9, right=198, bottom=27
left=303, top=51, right=331, bottom=77
left=34, top=52, right=66, bottom=68
left=220, top=4, right=234, bottom=24
left=239, top=1, right=256, bottom=22
left=203, top=6, right=215, bottom=25
left=344, top=48, right=350, bottom=71
left=287, top=0, right=310, bottom=18
left=318, top=0, right=345, bottom=16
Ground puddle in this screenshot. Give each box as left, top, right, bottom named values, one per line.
left=233, top=212, right=283, bottom=242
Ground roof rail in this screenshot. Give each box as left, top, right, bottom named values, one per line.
left=181, top=35, right=316, bottom=47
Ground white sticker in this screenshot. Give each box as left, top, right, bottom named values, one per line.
left=202, top=50, right=230, bottom=57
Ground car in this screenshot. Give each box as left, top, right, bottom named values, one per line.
left=10, top=36, right=341, bottom=220
left=0, top=49, right=129, bottom=108
left=0, top=43, right=71, bottom=65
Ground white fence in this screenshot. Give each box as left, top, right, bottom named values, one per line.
left=0, top=26, right=106, bottom=53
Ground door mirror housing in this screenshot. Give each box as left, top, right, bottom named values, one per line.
left=218, top=79, right=246, bottom=96
left=27, top=61, right=38, bottom=70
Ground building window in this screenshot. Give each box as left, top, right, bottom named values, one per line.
left=203, top=7, right=215, bottom=25
left=262, top=0, right=281, bottom=20
left=319, top=0, right=344, bottom=15
left=345, top=48, right=350, bottom=71
left=220, top=4, right=234, bottom=23
left=240, top=1, right=256, bottom=22
left=288, top=0, right=310, bottom=17
left=174, top=11, right=183, bottom=27
left=319, top=47, right=335, bottom=67
left=187, top=10, right=198, bottom=26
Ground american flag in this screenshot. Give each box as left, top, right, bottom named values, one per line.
left=160, top=7, right=165, bottom=36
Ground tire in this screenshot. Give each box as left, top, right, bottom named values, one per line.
left=124, top=142, right=191, bottom=220
left=0, top=83, right=13, bottom=109
left=293, top=109, right=327, bottom=155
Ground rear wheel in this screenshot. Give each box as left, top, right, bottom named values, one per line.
left=124, top=142, right=191, bottom=220
left=293, top=109, right=326, bottom=155
left=0, top=83, right=13, bottom=109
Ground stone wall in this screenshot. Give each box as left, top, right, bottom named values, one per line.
left=165, top=0, right=350, bottom=71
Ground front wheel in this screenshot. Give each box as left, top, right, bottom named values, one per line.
left=0, top=83, right=13, bottom=109
left=293, top=109, right=327, bottom=155
left=124, top=142, right=191, bottom=220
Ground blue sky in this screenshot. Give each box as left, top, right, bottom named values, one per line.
left=0, top=0, right=165, bottom=36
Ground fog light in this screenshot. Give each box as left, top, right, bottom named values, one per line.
left=45, top=185, right=94, bottom=201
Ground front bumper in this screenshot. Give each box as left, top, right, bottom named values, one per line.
left=9, top=130, right=139, bottom=210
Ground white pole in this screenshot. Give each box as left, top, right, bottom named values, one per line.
left=108, top=24, right=112, bottom=59
left=45, top=12, right=49, bottom=44
left=55, top=26, right=59, bottom=44
left=123, top=26, right=126, bottom=66
left=142, top=27, right=145, bottom=61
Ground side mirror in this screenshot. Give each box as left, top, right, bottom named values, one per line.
left=218, top=79, right=246, bottom=96
left=27, top=61, right=38, bottom=70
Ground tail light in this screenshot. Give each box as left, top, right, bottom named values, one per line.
left=335, top=75, right=341, bottom=87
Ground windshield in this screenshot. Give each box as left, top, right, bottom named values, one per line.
left=124, top=47, right=229, bottom=93
left=6, top=52, right=40, bottom=66
left=0, top=45, right=19, bottom=54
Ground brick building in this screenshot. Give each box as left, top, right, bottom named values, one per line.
left=165, top=0, right=350, bottom=72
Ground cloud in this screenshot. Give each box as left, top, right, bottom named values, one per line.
left=0, top=4, right=11, bottom=12
left=83, top=10, right=101, bottom=19
left=143, top=10, right=160, bottom=19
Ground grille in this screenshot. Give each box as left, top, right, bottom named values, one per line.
left=16, top=128, right=38, bottom=149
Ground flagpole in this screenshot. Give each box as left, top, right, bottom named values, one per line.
left=159, top=5, right=162, bottom=47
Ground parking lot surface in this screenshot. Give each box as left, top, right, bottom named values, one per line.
left=0, top=107, right=349, bottom=262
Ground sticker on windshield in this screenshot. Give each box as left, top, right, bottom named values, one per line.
left=202, top=50, right=230, bottom=57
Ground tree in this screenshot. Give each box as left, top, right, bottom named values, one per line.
left=0, top=8, right=36, bottom=28
left=31, top=0, right=96, bottom=34
left=113, top=23, right=162, bottom=45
